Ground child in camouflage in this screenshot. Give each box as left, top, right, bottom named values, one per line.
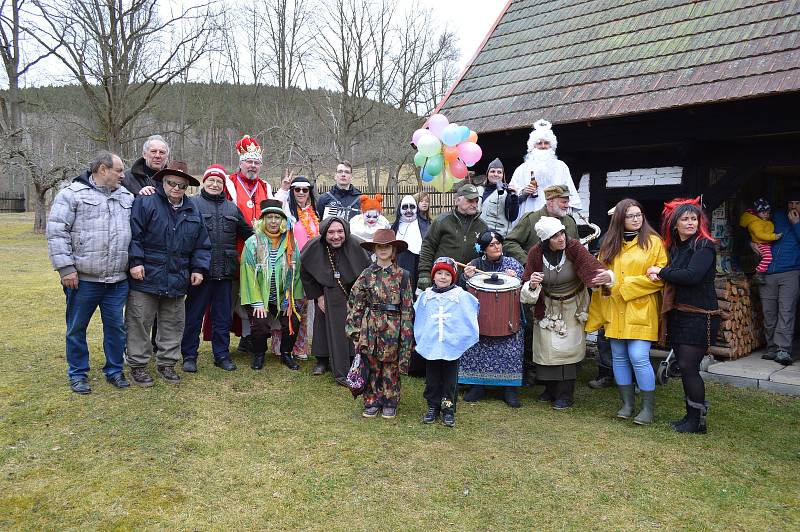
left=345, top=229, right=414, bottom=419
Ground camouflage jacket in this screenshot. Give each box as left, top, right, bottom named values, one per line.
left=346, top=262, right=414, bottom=371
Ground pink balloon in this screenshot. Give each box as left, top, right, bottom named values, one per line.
left=457, top=141, right=482, bottom=167
left=427, top=113, right=450, bottom=139
left=411, top=128, right=428, bottom=146
left=449, top=158, right=468, bottom=179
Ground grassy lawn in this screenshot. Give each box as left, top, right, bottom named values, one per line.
left=1, top=212, right=799, bottom=530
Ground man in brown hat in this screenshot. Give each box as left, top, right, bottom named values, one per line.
left=503, top=184, right=579, bottom=264
left=346, top=229, right=414, bottom=419
left=126, top=161, right=211, bottom=386
left=417, top=183, right=488, bottom=291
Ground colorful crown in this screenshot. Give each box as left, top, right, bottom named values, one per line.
left=236, top=135, right=263, bottom=162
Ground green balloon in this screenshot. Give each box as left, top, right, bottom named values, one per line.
left=425, top=153, right=444, bottom=176
left=414, top=151, right=427, bottom=167
left=416, top=134, right=442, bottom=158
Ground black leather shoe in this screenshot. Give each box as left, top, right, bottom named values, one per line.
left=312, top=360, right=328, bottom=375
left=182, top=359, right=197, bottom=373
left=70, top=378, right=91, bottom=395
left=106, top=372, right=130, bottom=389
left=503, top=388, right=521, bottom=408
left=281, top=353, right=300, bottom=370
left=214, top=357, right=237, bottom=371
left=157, top=365, right=181, bottom=384
left=251, top=353, right=265, bottom=370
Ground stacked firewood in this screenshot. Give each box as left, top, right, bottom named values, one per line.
left=708, top=275, right=765, bottom=359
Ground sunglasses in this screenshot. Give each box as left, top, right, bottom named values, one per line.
left=165, top=179, right=189, bottom=190
left=293, top=187, right=310, bottom=193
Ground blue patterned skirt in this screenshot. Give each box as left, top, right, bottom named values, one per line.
left=458, top=331, right=524, bottom=387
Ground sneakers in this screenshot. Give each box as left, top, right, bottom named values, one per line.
left=442, top=412, right=456, bottom=427
left=362, top=406, right=380, bottom=418
left=214, top=357, right=237, bottom=371
left=156, top=365, right=181, bottom=384
left=775, top=350, right=794, bottom=366
left=182, top=359, right=197, bottom=373
left=69, top=377, right=91, bottom=395
left=381, top=406, right=397, bottom=419
left=553, top=398, right=573, bottom=410
left=422, top=406, right=439, bottom=424
left=130, top=366, right=154, bottom=387
left=106, top=372, right=130, bottom=389
left=588, top=375, right=614, bottom=389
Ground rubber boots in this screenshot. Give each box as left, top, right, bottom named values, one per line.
left=633, top=390, right=656, bottom=425
left=616, top=384, right=636, bottom=419
left=673, top=399, right=708, bottom=434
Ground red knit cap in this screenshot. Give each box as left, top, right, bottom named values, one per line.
left=203, top=163, right=228, bottom=182
left=431, top=257, right=457, bottom=283
left=360, top=194, right=383, bottom=213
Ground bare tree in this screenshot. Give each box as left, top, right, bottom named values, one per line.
left=263, top=0, right=313, bottom=90
left=30, top=0, right=216, bottom=151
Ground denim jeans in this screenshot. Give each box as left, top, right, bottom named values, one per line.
left=181, top=279, right=232, bottom=361
left=64, top=280, right=128, bottom=380
left=609, top=338, right=655, bottom=391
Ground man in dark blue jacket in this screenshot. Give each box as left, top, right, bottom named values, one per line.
left=126, top=161, right=212, bottom=386
left=316, top=160, right=362, bottom=222
left=180, top=164, right=252, bottom=373
left=760, top=193, right=800, bottom=366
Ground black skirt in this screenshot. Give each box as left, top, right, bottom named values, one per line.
left=667, top=310, right=721, bottom=348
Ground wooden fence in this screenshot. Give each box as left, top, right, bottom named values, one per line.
left=0, top=194, right=25, bottom=212
left=358, top=184, right=457, bottom=218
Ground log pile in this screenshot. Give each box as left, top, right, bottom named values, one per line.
left=708, top=275, right=765, bottom=359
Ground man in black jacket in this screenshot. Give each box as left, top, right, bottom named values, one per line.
left=122, top=135, right=169, bottom=196
left=316, top=160, right=362, bottom=222
left=180, top=164, right=253, bottom=373
left=126, top=161, right=211, bottom=386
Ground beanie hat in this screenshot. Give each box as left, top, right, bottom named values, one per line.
left=487, top=158, right=504, bottom=171
left=259, top=199, right=286, bottom=219
left=526, top=118, right=558, bottom=152
left=203, top=163, right=227, bottom=182
left=431, top=256, right=457, bottom=283
left=535, top=216, right=566, bottom=241
left=476, top=230, right=504, bottom=252
left=360, top=194, right=383, bottom=213
left=753, top=198, right=771, bottom=213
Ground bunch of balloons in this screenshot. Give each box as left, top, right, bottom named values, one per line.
left=412, top=113, right=482, bottom=192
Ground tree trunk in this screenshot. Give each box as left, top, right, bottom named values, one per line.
left=33, top=186, right=48, bottom=234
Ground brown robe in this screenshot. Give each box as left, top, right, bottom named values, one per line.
left=300, top=216, right=370, bottom=382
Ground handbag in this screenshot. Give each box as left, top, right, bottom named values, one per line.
left=345, top=352, right=369, bottom=398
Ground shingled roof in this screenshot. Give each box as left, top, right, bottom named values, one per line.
left=438, top=0, right=800, bottom=133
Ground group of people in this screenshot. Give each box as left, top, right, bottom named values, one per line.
left=46, top=122, right=800, bottom=434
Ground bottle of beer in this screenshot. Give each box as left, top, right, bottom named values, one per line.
left=530, top=171, right=538, bottom=198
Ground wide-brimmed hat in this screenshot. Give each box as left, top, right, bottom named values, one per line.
left=152, top=161, right=199, bottom=187
left=535, top=216, right=566, bottom=241
left=360, top=228, right=408, bottom=253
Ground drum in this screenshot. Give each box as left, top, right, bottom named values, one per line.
left=466, top=272, right=521, bottom=337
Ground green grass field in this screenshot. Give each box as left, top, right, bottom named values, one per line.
left=1, top=212, right=799, bottom=530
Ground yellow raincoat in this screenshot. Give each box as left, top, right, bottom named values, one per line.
left=738, top=211, right=780, bottom=244
left=585, top=234, right=668, bottom=341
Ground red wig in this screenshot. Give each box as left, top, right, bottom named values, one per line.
left=660, top=196, right=716, bottom=249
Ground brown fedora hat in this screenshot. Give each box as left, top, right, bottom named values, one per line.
left=152, top=161, right=200, bottom=187
left=360, top=228, right=408, bottom=253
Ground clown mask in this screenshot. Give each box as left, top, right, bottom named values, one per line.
left=364, top=210, right=380, bottom=226
left=399, top=196, right=417, bottom=222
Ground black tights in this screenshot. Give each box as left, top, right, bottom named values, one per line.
left=675, top=344, right=706, bottom=404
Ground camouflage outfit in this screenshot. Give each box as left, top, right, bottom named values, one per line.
left=346, top=263, right=414, bottom=408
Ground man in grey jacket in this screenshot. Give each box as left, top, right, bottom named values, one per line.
left=47, top=151, right=133, bottom=394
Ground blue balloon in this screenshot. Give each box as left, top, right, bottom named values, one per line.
left=458, top=125, right=471, bottom=143
left=441, top=124, right=462, bottom=147
left=421, top=167, right=435, bottom=182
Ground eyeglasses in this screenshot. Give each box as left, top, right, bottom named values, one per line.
left=165, top=179, right=189, bottom=190
left=625, top=213, right=643, bottom=220
left=293, top=187, right=309, bottom=193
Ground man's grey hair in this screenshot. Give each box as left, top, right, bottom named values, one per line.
left=142, top=134, right=170, bottom=155
left=89, top=151, right=116, bottom=174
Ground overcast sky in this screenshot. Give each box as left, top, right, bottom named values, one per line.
left=423, top=0, right=507, bottom=72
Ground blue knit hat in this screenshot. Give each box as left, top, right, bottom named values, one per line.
left=753, top=198, right=771, bottom=213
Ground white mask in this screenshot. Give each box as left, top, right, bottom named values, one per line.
left=364, top=210, right=379, bottom=226
left=400, top=195, right=417, bottom=222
